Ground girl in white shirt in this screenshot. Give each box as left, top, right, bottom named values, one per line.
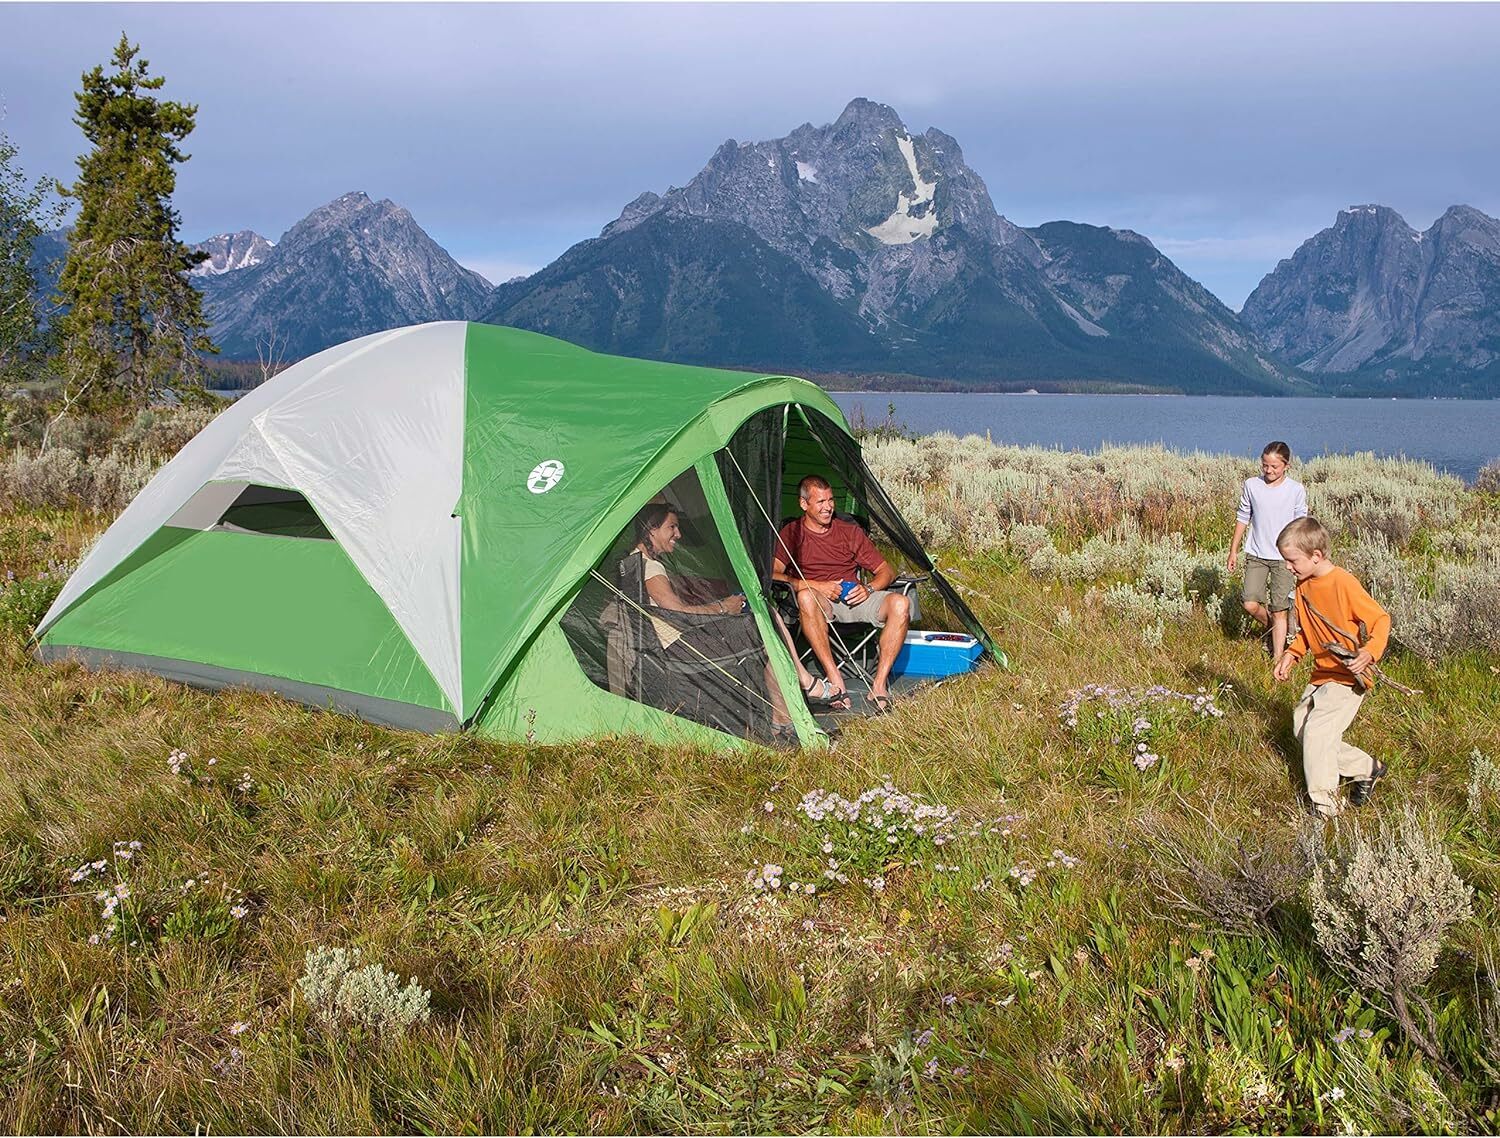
left=1228, top=441, right=1308, bottom=655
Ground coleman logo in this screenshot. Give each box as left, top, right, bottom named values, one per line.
left=527, top=459, right=565, bottom=494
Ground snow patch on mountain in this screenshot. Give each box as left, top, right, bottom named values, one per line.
left=866, top=133, right=939, bottom=245
left=191, top=230, right=276, bottom=276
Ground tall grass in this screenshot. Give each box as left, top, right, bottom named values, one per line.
left=1, top=427, right=1498, bottom=1132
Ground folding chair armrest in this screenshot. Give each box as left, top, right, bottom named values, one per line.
left=891, top=575, right=927, bottom=604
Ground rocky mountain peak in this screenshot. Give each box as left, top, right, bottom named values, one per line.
left=1440, top=203, right=1490, bottom=222
left=920, top=127, right=963, bottom=162
left=281, top=191, right=412, bottom=248
left=1242, top=202, right=1500, bottom=385
left=1431, top=204, right=1500, bottom=248
left=198, top=191, right=493, bottom=360
left=587, top=98, right=1034, bottom=314
left=1334, top=203, right=1409, bottom=227
left=320, top=190, right=375, bottom=217
left=189, top=230, right=275, bottom=276
left=831, top=97, right=907, bottom=137
left=602, top=191, right=663, bottom=237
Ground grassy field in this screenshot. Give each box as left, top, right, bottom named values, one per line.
left=2, top=429, right=1498, bottom=1133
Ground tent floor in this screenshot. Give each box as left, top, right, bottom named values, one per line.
left=805, top=668, right=934, bottom=732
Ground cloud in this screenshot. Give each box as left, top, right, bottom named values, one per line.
left=4, top=1, right=1499, bottom=312
left=1153, top=233, right=1315, bottom=266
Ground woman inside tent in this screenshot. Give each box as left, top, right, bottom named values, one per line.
left=628, top=504, right=838, bottom=737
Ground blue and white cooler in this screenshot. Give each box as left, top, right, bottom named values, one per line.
left=890, top=631, right=985, bottom=678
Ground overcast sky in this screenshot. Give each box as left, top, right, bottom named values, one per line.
left=4, top=2, right=1498, bottom=309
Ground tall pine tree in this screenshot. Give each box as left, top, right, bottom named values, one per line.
left=55, top=34, right=214, bottom=412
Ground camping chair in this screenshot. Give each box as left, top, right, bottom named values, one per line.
left=833, top=575, right=925, bottom=681
left=599, top=551, right=767, bottom=735
left=775, top=576, right=925, bottom=688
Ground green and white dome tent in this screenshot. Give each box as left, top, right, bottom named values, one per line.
left=36, top=322, right=1000, bottom=749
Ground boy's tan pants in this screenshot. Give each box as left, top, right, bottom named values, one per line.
left=1293, top=681, right=1375, bottom=816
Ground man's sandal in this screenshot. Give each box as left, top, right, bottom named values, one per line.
left=867, top=693, right=893, bottom=715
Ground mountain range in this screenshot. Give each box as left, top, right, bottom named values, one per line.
left=483, top=99, right=1295, bottom=394
left=1241, top=204, right=1500, bottom=396
left=28, top=99, right=1500, bottom=395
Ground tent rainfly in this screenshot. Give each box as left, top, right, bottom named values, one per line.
left=35, top=323, right=1000, bottom=749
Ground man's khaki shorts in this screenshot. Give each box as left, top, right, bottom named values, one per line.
left=1242, top=555, right=1294, bottom=612
left=811, top=588, right=897, bottom=626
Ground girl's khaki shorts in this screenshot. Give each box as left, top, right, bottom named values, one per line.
left=1242, top=555, right=1294, bottom=611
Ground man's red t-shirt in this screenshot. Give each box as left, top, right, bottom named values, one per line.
left=775, top=518, right=884, bottom=583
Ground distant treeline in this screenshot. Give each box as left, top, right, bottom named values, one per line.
left=203, top=359, right=272, bottom=390
left=199, top=353, right=1173, bottom=397
left=202, top=350, right=1500, bottom=399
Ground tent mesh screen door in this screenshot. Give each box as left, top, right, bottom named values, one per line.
left=788, top=407, right=1000, bottom=661
left=559, top=465, right=779, bottom=741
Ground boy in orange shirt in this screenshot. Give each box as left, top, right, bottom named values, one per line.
left=1272, top=517, right=1391, bottom=817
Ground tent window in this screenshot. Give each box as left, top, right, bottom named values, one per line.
left=560, top=466, right=779, bottom=741
left=214, top=486, right=334, bottom=541
left=715, top=406, right=786, bottom=593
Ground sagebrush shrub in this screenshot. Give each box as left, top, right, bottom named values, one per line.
left=0, top=395, right=46, bottom=449
left=864, top=435, right=1247, bottom=548
left=43, top=414, right=116, bottom=456
left=115, top=407, right=217, bottom=458
left=1442, top=555, right=1500, bottom=655
left=1005, top=522, right=1052, bottom=561
left=1474, top=459, right=1500, bottom=496
left=0, top=447, right=158, bottom=512
left=1157, top=819, right=1320, bottom=934
left=1309, top=807, right=1472, bottom=1064
left=1480, top=944, right=1500, bottom=1082
left=1468, top=750, right=1500, bottom=817
left=1310, top=807, right=1472, bottom=995
left=0, top=406, right=212, bottom=512
left=1302, top=453, right=1465, bottom=542
left=1027, top=542, right=1064, bottom=580
left=865, top=436, right=1474, bottom=562
left=297, top=946, right=432, bottom=1038
left=1344, top=536, right=1500, bottom=661
left=0, top=449, right=85, bottom=510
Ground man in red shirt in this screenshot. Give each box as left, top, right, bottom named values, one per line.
left=772, top=475, right=911, bottom=713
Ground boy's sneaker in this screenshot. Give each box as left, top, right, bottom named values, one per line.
left=1348, top=759, right=1388, bottom=807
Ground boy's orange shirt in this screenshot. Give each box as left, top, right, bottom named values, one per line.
left=1285, top=565, right=1391, bottom=688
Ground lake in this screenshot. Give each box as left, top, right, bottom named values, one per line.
left=828, top=393, right=1500, bottom=483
